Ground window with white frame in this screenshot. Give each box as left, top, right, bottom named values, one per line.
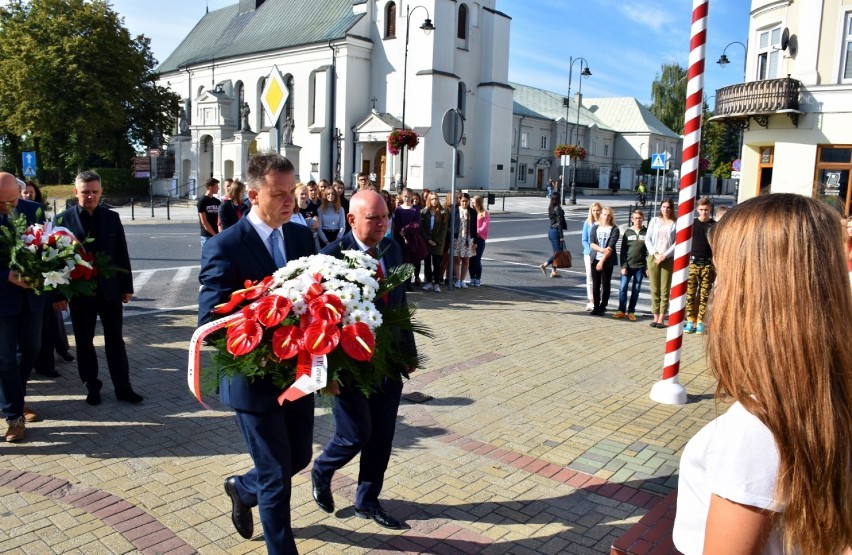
left=604, top=144, right=609, bottom=157
left=518, top=163, right=527, bottom=182
left=540, top=135, right=548, bottom=150
left=756, top=24, right=782, bottom=80
left=512, top=127, right=516, bottom=147
left=842, top=12, right=852, bottom=82
left=521, top=131, right=529, bottom=148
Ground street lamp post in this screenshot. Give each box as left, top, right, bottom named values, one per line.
left=400, top=4, right=434, bottom=188
left=566, top=56, right=591, bottom=205
left=717, top=41, right=747, bottom=203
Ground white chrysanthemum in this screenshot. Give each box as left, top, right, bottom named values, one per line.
left=363, top=308, right=382, bottom=329
left=291, top=298, right=307, bottom=315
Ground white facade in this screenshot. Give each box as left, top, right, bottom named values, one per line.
left=156, top=0, right=512, bottom=195
left=726, top=0, right=852, bottom=212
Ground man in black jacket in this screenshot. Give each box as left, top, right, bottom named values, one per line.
left=54, top=171, right=140, bottom=406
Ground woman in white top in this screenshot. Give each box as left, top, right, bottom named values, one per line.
left=673, top=194, right=852, bottom=555
left=316, top=188, right=346, bottom=247
left=644, top=198, right=676, bottom=328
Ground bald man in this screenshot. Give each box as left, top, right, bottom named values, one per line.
left=311, top=191, right=418, bottom=530
left=0, top=172, right=46, bottom=442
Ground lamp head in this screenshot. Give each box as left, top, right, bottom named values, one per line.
left=717, top=54, right=730, bottom=67
left=420, top=18, right=435, bottom=35
left=581, top=67, right=592, bottom=78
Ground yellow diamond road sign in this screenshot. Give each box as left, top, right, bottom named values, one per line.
left=261, top=65, right=289, bottom=125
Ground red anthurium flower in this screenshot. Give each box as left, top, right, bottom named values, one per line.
left=70, top=252, right=97, bottom=280
left=308, top=294, right=345, bottom=325
left=254, top=295, right=292, bottom=327
left=271, top=325, right=303, bottom=360
left=304, top=280, right=325, bottom=303
left=244, top=276, right=275, bottom=300
left=299, top=313, right=313, bottom=330
left=226, top=319, right=263, bottom=356
left=303, top=319, right=340, bottom=356
left=340, top=322, right=375, bottom=361
left=212, top=291, right=247, bottom=314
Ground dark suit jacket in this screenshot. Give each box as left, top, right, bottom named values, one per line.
left=54, top=205, right=133, bottom=301
left=322, top=232, right=417, bottom=372
left=0, top=199, right=47, bottom=316
left=198, top=216, right=316, bottom=412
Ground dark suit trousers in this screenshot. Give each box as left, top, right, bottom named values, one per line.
left=69, top=295, right=131, bottom=389
left=312, top=376, right=404, bottom=510
left=0, top=303, right=42, bottom=421
left=232, top=395, right=314, bottom=555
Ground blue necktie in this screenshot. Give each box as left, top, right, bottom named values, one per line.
left=270, top=229, right=286, bottom=267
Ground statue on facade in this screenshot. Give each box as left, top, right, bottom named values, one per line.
left=282, top=116, right=294, bottom=145
left=178, top=107, right=189, bottom=135
left=240, top=101, right=252, bottom=132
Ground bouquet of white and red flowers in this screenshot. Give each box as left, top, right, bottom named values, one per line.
left=188, top=248, right=430, bottom=405
left=0, top=212, right=119, bottom=300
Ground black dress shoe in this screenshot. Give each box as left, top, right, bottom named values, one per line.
left=58, top=351, right=75, bottom=362
left=311, top=471, right=334, bottom=514
left=115, top=389, right=144, bottom=403
left=85, top=380, right=102, bottom=406
left=36, top=368, right=61, bottom=378
left=224, top=476, right=254, bottom=539
left=354, top=505, right=404, bottom=530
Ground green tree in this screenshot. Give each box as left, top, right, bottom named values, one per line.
left=648, top=63, right=687, bottom=135
left=0, top=0, right=179, bottom=176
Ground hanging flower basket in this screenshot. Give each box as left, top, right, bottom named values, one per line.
left=388, top=129, right=419, bottom=156
left=554, top=144, right=587, bottom=160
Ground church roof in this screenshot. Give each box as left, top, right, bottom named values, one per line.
left=582, top=97, right=681, bottom=139
left=510, top=82, right=612, bottom=131
left=157, top=0, right=364, bottom=74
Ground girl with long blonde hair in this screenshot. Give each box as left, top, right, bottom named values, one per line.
left=673, top=194, right=852, bottom=554
left=580, top=202, right=603, bottom=310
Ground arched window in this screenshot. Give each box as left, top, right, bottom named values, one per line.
left=457, top=82, right=467, bottom=115
left=235, top=81, right=244, bottom=124
left=385, top=2, right=397, bottom=38
left=457, top=4, right=468, bottom=40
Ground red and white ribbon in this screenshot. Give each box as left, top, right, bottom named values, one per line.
left=188, top=314, right=327, bottom=407
left=651, top=0, right=707, bottom=406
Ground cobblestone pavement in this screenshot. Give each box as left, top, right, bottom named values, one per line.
left=0, top=286, right=717, bottom=554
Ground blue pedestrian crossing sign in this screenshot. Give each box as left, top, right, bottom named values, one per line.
left=22, top=151, right=37, bottom=177
left=650, top=153, right=667, bottom=170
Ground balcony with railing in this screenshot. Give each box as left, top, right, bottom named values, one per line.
left=710, top=77, right=802, bottom=128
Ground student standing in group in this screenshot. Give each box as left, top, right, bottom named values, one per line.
left=613, top=210, right=647, bottom=321
left=580, top=203, right=603, bottom=310
left=469, top=195, right=490, bottom=287
left=645, top=198, right=677, bottom=328
left=588, top=207, right=619, bottom=316
left=197, top=178, right=221, bottom=249
left=218, top=179, right=246, bottom=232
left=420, top=191, right=448, bottom=292
left=452, top=193, right=477, bottom=288
left=316, top=187, right=346, bottom=248
left=684, top=198, right=716, bottom=335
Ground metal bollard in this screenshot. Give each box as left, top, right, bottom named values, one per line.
left=151, top=197, right=154, bottom=218
left=166, top=196, right=171, bottom=221
left=131, top=198, right=135, bottom=221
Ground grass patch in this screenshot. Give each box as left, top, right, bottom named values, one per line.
left=41, top=184, right=75, bottom=199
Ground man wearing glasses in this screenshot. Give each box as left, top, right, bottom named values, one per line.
left=54, top=171, right=140, bottom=406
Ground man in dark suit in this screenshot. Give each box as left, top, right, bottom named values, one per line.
left=198, top=153, right=316, bottom=555
left=0, top=173, right=47, bottom=442
left=310, top=190, right=418, bottom=530
left=54, top=171, right=139, bottom=406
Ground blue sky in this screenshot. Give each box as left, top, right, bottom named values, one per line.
left=112, top=0, right=750, bottom=109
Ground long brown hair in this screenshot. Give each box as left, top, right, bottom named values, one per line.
left=707, top=194, right=852, bottom=554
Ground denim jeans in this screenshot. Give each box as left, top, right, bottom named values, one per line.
left=545, top=228, right=561, bottom=265
left=0, top=302, right=43, bottom=422
left=617, top=267, right=645, bottom=313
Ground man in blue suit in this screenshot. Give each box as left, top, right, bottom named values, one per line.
left=54, top=171, right=139, bottom=406
left=310, top=190, right=418, bottom=530
left=0, top=172, right=46, bottom=442
left=198, top=153, right=316, bottom=555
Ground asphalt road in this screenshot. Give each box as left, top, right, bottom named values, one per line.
left=121, top=197, right=656, bottom=317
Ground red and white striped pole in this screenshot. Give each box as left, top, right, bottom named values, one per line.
left=650, top=0, right=708, bottom=405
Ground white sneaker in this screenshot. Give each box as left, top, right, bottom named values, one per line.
left=585, top=302, right=595, bottom=312
left=421, top=283, right=434, bottom=291
left=460, top=281, right=468, bottom=289
left=454, top=280, right=463, bottom=289
left=432, top=284, right=441, bottom=293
